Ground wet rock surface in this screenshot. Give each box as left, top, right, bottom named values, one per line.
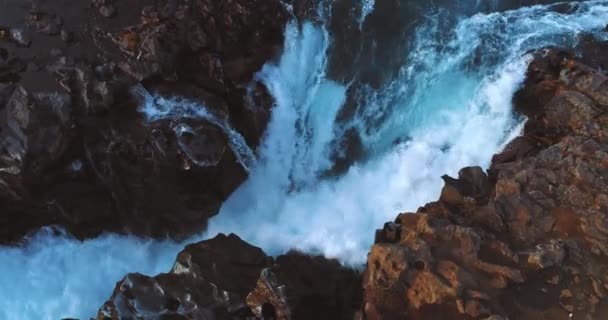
left=96, top=44, right=608, bottom=320
left=0, top=0, right=288, bottom=243
left=97, top=233, right=362, bottom=320
left=363, top=40, right=608, bottom=319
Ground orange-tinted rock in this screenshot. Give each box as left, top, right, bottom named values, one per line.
left=362, top=46, right=608, bottom=319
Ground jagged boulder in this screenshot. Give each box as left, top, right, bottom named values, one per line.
left=97, top=234, right=362, bottom=320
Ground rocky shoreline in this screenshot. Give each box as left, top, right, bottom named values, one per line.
left=93, top=45, right=608, bottom=320
left=91, top=43, right=608, bottom=320
left=3, top=1, right=608, bottom=320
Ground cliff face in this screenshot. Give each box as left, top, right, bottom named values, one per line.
left=0, top=0, right=288, bottom=243
left=363, top=48, right=608, bottom=319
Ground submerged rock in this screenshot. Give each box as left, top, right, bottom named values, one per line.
left=97, top=234, right=362, bottom=320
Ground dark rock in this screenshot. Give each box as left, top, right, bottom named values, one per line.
left=440, top=166, right=491, bottom=205
left=0, top=86, right=73, bottom=240
left=25, top=11, right=62, bottom=35
left=50, top=48, right=63, bottom=56
left=98, top=234, right=361, bottom=320
left=491, top=136, right=539, bottom=165
left=173, top=121, right=227, bottom=168
left=98, top=234, right=268, bottom=319
left=0, top=86, right=72, bottom=180
left=92, top=0, right=117, bottom=18
left=0, top=56, right=25, bottom=83
left=98, top=5, right=117, bottom=18
left=574, top=33, right=608, bottom=72
left=271, top=252, right=362, bottom=320
left=0, top=0, right=288, bottom=243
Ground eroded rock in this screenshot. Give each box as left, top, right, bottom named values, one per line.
left=363, top=43, right=608, bottom=319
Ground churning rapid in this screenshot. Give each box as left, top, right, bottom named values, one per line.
left=2, top=0, right=608, bottom=319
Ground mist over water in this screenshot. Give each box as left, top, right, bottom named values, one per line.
left=1, top=1, right=608, bottom=319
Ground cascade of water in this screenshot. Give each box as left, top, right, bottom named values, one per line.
left=359, top=0, right=376, bottom=26
left=137, top=91, right=257, bottom=172
left=208, top=0, right=608, bottom=264
left=1, top=1, right=607, bottom=319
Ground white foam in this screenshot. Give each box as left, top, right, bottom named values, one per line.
left=208, top=34, right=530, bottom=265
left=358, top=0, right=376, bottom=27
left=208, top=1, right=608, bottom=264
left=139, top=93, right=257, bottom=172
left=0, top=229, right=182, bottom=320
left=1, top=1, right=608, bottom=319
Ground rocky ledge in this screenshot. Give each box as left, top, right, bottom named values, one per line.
left=0, top=0, right=288, bottom=243
left=364, top=46, right=608, bottom=319
left=95, top=40, right=608, bottom=319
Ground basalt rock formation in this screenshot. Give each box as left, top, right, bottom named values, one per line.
left=97, top=233, right=362, bottom=320
left=363, top=46, right=608, bottom=319
left=0, top=0, right=288, bottom=243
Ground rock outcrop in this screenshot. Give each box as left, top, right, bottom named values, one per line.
left=362, top=47, right=608, bottom=319
left=92, top=33, right=608, bottom=320
left=97, top=233, right=362, bottom=320
left=0, top=0, right=288, bottom=243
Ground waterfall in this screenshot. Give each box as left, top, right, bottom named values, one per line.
left=208, top=0, right=608, bottom=264
left=1, top=1, right=608, bottom=319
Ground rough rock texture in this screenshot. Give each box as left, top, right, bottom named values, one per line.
left=97, top=234, right=362, bottom=320
left=362, top=47, right=608, bottom=319
left=93, top=43, right=608, bottom=320
left=0, top=0, right=288, bottom=243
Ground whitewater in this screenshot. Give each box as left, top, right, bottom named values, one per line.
left=1, top=1, right=608, bottom=319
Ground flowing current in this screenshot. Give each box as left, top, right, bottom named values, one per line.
left=2, top=1, right=608, bottom=319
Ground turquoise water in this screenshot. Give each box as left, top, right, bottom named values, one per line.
left=1, top=1, right=608, bottom=319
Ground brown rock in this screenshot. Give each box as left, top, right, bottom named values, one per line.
left=406, top=271, right=458, bottom=309
left=246, top=269, right=291, bottom=320
left=526, top=240, right=566, bottom=269
left=465, top=300, right=490, bottom=318
left=362, top=44, right=608, bottom=319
